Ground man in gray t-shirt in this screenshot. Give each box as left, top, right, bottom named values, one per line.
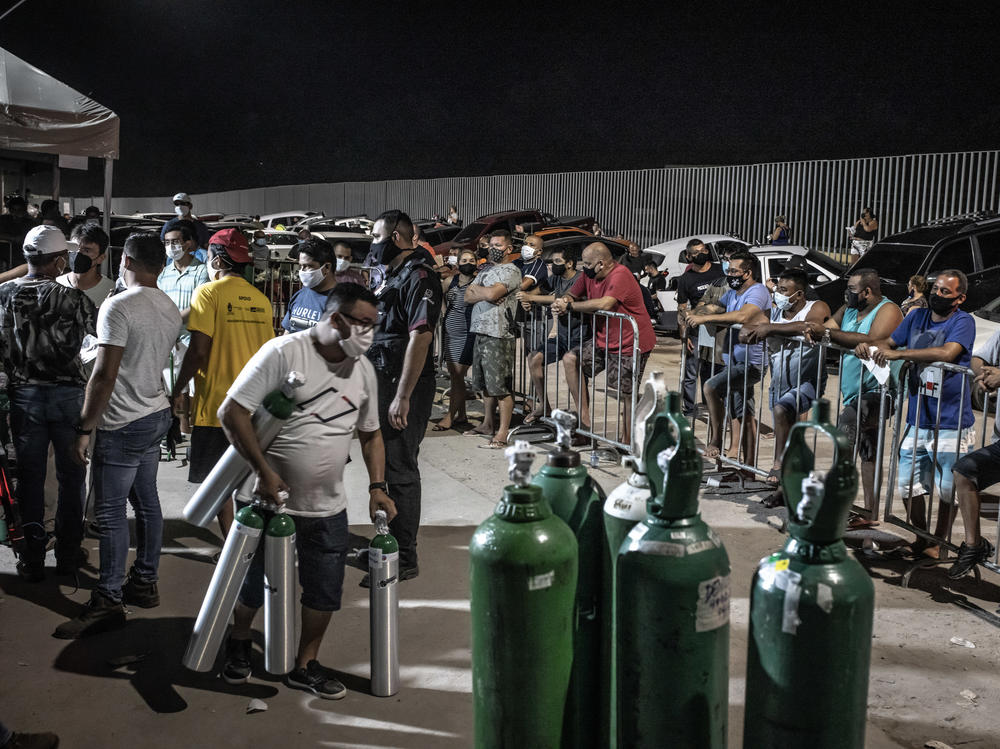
left=55, top=232, right=182, bottom=640
left=464, top=229, right=522, bottom=447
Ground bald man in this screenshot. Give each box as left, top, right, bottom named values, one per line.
left=551, top=242, right=656, bottom=445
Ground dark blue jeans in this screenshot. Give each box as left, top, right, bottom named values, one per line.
left=9, top=384, right=86, bottom=564
left=93, top=408, right=171, bottom=601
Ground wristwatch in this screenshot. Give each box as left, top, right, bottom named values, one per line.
left=73, top=423, right=92, bottom=436
left=368, top=481, right=388, bottom=493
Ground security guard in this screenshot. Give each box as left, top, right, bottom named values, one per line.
left=363, top=210, right=442, bottom=583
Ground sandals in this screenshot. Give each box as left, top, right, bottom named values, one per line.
left=765, top=468, right=781, bottom=486
left=479, top=439, right=508, bottom=450
left=701, top=444, right=722, bottom=459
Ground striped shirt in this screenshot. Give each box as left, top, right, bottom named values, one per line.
left=157, top=258, right=210, bottom=341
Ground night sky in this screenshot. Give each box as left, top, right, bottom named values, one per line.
left=2, top=1, right=999, bottom=196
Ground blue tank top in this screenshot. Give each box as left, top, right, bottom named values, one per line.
left=840, top=299, right=897, bottom=403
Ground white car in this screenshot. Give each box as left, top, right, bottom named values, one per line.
left=261, top=230, right=302, bottom=262
left=260, top=210, right=322, bottom=230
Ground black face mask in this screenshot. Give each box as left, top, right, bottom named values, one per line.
left=583, top=266, right=597, bottom=279
left=726, top=274, right=745, bottom=290
left=69, top=251, right=92, bottom=274
left=458, top=262, right=476, bottom=276
left=928, top=292, right=958, bottom=315
left=549, top=262, right=566, bottom=277
left=370, top=237, right=402, bottom=266
left=690, top=252, right=711, bottom=265
left=845, top=290, right=863, bottom=309
left=476, top=247, right=489, bottom=259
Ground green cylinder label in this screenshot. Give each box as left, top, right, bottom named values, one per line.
left=695, top=575, right=730, bottom=632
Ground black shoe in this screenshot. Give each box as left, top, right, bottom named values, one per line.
left=761, top=489, right=784, bottom=509
left=222, top=637, right=252, bottom=684
left=16, top=559, right=45, bottom=583
left=5, top=731, right=60, bottom=748
left=122, top=570, right=160, bottom=608
left=947, top=539, right=995, bottom=580
left=52, top=590, right=125, bottom=639
left=54, top=545, right=88, bottom=575
left=286, top=660, right=347, bottom=699
left=359, top=564, right=418, bottom=589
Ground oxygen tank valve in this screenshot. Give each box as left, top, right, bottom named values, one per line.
left=253, top=490, right=289, bottom=514
left=551, top=409, right=576, bottom=450
left=374, top=509, right=389, bottom=535
left=281, top=370, right=306, bottom=397
left=506, top=440, right=536, bottom=487
left=797, top=471, right=825, bottom=523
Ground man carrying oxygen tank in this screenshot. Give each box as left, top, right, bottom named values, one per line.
left=217, top=283, right=396, bottom=698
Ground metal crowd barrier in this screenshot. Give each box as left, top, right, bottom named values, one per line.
left=677, top=320, right=999, bottom=580
left=508, top=304, right=641, bottom=455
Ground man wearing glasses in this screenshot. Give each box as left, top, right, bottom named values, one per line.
left=170, top=229, right=274, bottom=536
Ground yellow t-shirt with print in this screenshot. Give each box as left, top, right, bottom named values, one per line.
left=188, top=276, right=274, bottom=427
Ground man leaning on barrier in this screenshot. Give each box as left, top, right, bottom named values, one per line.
left=677, top=238, right=724, bottom=418
left=858, top=270, right=975, bottom=557
left=740, top=267, right=830, bottom=492
left=803, top=268, right=903, bottom=522
left=948, top=328, right=1000, bottom=578
left=687, top=250, right=771, bottom=465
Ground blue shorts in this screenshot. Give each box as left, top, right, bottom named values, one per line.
left=897, top=426, right=976, bottom=503
left=705, top=362, right=762, bottom=420
left=237, top=505, right=348, bottom=612
left=769, top=381, right=818, bottom=416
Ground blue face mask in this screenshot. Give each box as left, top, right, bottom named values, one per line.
left=773, top=291, right=793, bottom=311
left=721, top=260, right=729, bottom=274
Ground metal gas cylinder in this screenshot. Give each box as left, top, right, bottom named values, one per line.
left=369, top=509, right=400, bottom=697
left=263, top=504, right=296, bottom=675
left=616, top=391, right=730, bottom=749
left=743, top=400, right=874, bottom=749
left=470, top=441, right=578, bottom=749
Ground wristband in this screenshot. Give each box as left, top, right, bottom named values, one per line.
left=73, top=423, right=92, bottom=436
left=369, top=481, right=388, bottom=493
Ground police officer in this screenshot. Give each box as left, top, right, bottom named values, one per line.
left=363, top=210, right=442, bottom=584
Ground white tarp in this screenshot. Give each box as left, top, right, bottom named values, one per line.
left=0, top=46, right=118, bottom=159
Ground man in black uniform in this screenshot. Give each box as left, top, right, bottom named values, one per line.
left=676, top=238, right=725, bottom=417
left=363, top=210, right=442, bottom=584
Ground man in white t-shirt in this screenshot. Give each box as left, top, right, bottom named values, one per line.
left=217, top=282, right=395, bottom=700
left=54, top=232, right=182, bottom=639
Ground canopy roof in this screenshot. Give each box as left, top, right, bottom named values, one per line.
left=0, top=46, right=118, bottom=160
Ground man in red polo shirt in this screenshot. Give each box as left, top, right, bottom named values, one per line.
left=552, top=242, right=656, bottom=445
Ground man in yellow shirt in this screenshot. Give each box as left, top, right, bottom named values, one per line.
left=171, top=229, right=273, bottom=535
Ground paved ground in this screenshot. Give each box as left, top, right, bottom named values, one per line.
left=2, top=336, right=999, bottom=748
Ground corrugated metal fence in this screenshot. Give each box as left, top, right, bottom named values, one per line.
left=84, top=150, right=1000, bottom=253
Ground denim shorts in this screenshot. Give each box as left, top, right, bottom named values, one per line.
left=953, top=441, right=1000, bottom=492
left=237, top=505, right=349, bottom=612
left=897, top=426, right=976, bottom=503
left=705, top=362, right=762, bottom=420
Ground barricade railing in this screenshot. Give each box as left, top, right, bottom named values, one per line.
left=509, top=304, right=640, bottom=455
left=678, top=320, right=999, bottom=579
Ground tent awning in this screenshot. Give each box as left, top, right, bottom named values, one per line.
left=0, top=47, right=119, bottom=160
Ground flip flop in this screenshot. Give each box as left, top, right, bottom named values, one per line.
left=464, top=427, right=491, bottom=437
left=765, top=468, right=781, bottom=485
left=701, top=445, right=722, bottom=459
left=431, top=423, right=452, bottom=432
left=479, top=439, right=508, bottom=449
left=523, top=411, right=546, bottom=425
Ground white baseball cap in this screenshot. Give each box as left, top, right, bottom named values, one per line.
left=23, top=225, right=73, bottom=256
left=172, top=192, right=192, bottom=204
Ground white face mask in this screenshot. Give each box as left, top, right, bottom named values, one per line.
left=335, top=257, right=351, bottom=272
left=339, top=324, right=374, bottom=358
left=773, top=291, right=793, bottom=311
left=447, top=255, right=458, bottom=266
left=167, top=245, right=187, bottom=262
left=521, top=247, right=537, bottom=261
left=254, top=237, right=267, bottom=246
left=174, top=204, right=191, bottom=217
left=299, top=266, right=326, bottom=289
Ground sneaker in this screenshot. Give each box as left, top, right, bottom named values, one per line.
left=286, top=660, right=347, bottom=699
left=947, top=539, right=995, bottom=580
left=122, top=571, right=160, bottom=608
left=222, top=637, right=252, bottom=684
left=5, top=731, right=60, bottom=748
left=15, top=559, right=45, bottom=583
left=359, top=564, right=418, bottom=589
left=52, top=590, right=125, bottom=639
left=54, top=544, right=88, bottom=575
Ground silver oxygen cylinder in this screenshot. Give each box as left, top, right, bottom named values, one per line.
left=183, top=371, right=306, bottom=528
left=264, top=501, right=297, bottom=675
left=369, top=509, right=400, bottom=697
left=182, top=503, right=265, bottom=672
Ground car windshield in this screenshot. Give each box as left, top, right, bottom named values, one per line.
left=850, top=242, right=930, bottom=285
left=453, top=221, right=487, bottom=243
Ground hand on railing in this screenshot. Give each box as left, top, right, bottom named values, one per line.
left=975, top=366, right=1000, bottom=393
left=739, top=322, right=769, bottom=344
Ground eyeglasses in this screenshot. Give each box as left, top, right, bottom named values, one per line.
left=339, top=310, right=376, bottom=333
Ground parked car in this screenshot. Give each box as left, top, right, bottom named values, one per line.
left=261, top=230, right=302, bottom=262
left=528, top=225, right=593, bottom=244
left=293, top=229, right=373, bottom=262
left=814, top=211, right=1000, bottom=313
left=420, top=223, right=462, bottom=247
left=434, top=210, right=598, bottom=255
left=260, top=210, right=322, bottom=230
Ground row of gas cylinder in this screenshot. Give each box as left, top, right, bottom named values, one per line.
left=469, top=373, right=876, bottom=749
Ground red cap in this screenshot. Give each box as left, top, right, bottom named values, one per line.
left=208, top=228, right=250, bottom=263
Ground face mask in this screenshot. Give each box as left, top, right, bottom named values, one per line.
left=174, top=204, right=190, bottom=217
left=69, top=251, right=92, bottom=274
left=339, top=324, right=374, bottom=358
left=476, top=247, right=489, bottom=259
left=773, top=291, right=793, bottom=311
left=447, top=255, right=458, bottom=266
left=254, top=237, right=267, bottom=247
left=166, top=243, right=186, bottom=262
left=726, top=274, right=745, bottom=290
left=928, top=292, right=958, bottom=315
left=549, top=262, right=566, bottom=277
left=299, top=266, right=326, bottom=289
left=721, top=260, right=730, bottom=274
left=458, top=262, right=477, bottom=276
left=521, top=247, right=537, bottom=261
left=845, top=290, right=863, bottom=309
left=336, top=257, right=351, bottom=272
left=690, top=252, right=710, bottom=265
left=488, top=246, right=507, bottom=264
left=208, top=256, right=224, bottom=281
left=583, top=265, right=598, bottom=279
left=369, top=237, right=402, bottom=266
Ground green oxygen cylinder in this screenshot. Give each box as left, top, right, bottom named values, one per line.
left=602, top=370, right=668, bottom=749
left=470, top=440, right=579, bottom=749
left=616, top=391, right=731, bottom=749
left=530, top=409, right=609, bottom=749
left=743, top=400, right=874, bottom=749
